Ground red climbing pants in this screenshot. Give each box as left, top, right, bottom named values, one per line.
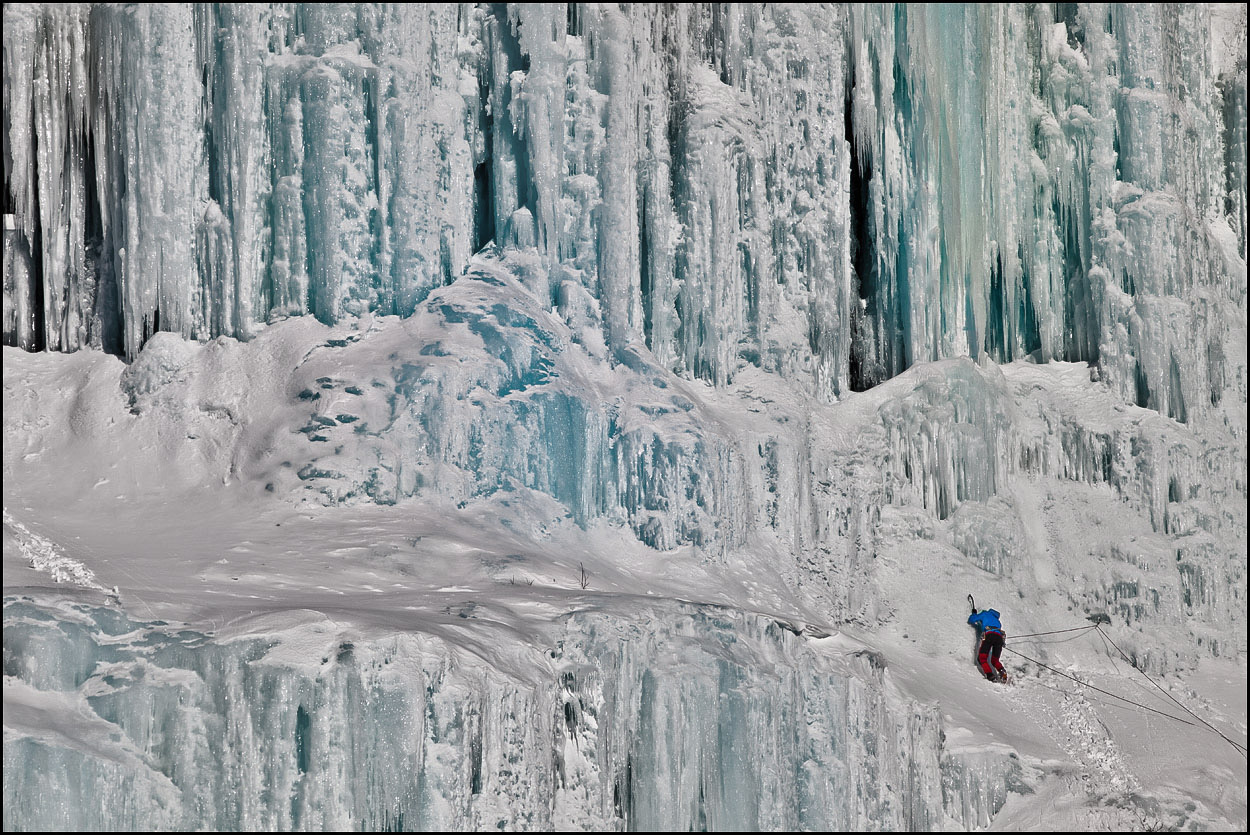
left=977, top=630, right=1006, bottom=680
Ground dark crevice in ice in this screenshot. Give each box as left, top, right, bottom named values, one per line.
left=472, top=15, right=497, bottom=257
left=473, top=161, right=495, bottom=254
left=1135, top=359, right=1151, bottom=409
left=1055, top=4, right=1085, bottom=51
left=668, top=56, right=691, bottom=375
left=1219, top=72, right=1248, bottom=249
left=1168, top=353, right=1188, bottom=424
left=986, top=249, right=1007, bottom=362
left=846, top=66, right=881, bottom=393
left=1058, top=196, right=1099, bottom=365
left=488, top=4, right=533, bottom=219
left=639, top=186, right=654, bottom=350
left=84, top=128, right=121, bottom=356
left=24, top=85, right=47, bottom=353
left=1016, top=249, right=1042, bottom=359
left=295, top=704, right=311, bottom=774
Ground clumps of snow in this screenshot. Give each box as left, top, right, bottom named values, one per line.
left=119, top=331, right=197, bottom=411
left=3, top=508, right=113, bottom=596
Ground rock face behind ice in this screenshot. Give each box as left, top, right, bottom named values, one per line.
left=0, top=597, right=1017, bottom=831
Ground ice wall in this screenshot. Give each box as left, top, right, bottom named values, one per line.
left=6, top=4, right=1241, bottom=410
left=3, top=6, right=1246, bottom=829
left=846, top=3, right=1246, bottom=420
left=2, top=3, right=479, bottom=359
left=6, top=3, right=1242, bottom=578
left=1, top=597, right=1017, bottom=831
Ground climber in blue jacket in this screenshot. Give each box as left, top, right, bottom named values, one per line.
left=968, top=607, right=1009, bottom=683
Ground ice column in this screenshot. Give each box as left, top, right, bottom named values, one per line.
left=92, top=4, right=206, bottom=360
left=2, top=5, right=104, bottom=352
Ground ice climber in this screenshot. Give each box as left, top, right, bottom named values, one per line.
left=968, top=606, right=1009, bottom=683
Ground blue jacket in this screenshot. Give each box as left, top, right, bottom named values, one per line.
left=968, top=609, right=1004, bottom=634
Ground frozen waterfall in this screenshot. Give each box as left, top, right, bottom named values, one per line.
left=1, top=596, right=1018, bottom=831
left=4, top=4, right=1243, bottom=411
left=2, top=3, right=1246, bottom=832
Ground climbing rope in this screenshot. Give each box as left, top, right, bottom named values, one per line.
left=1009, top=624, right=1100, bottom=639
left=1093, top=625, right=1248, bottom=758
left=998, top=625, right=1248, bottom=759
left=1002, top=645, right=1196, bottom=726
left=1010, top=625, right=1100, bottom=640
